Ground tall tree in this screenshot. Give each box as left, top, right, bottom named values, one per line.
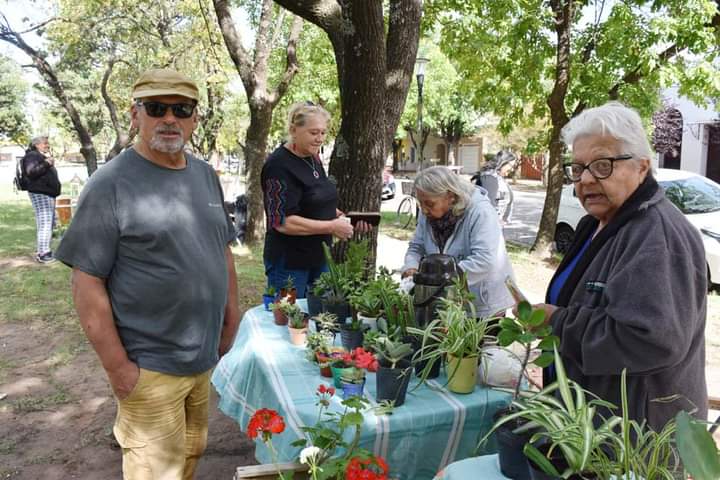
left=427, top=0, right=720, bottom=256
left=1, top=12, right=101, bottom=174
left=0, top=54, right=30, bottom=145
left=272, top=0, right=423, bottom=258
left=213, top=0, right=303, bottom=244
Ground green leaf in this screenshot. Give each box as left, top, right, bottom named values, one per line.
left=536, top=336, right=558, bottom=351
left=340, top=411, right=364, bottom=428
left=523, top=443, right=560, bottom=477
left=675, top=411, right=720, bottom=479
left=497, top=330, right=518, bottom=346
left=517, top=301, right=531, bottom=319
left=499, top=317, right=519, bottom=331
left=532, top=352, right=554, bottom=368
left=528, top=309, right=546, bottom=327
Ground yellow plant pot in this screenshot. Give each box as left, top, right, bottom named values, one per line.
left=446, top=354, right=478, bottom=394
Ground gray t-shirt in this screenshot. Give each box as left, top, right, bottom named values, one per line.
left=56, top=148, right=236, bottom=375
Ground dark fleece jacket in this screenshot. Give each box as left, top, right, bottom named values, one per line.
left=546, top=176, right=707, bottom=432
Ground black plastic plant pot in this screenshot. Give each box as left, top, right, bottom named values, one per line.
left=306, top=291, right=323, bottom=317
left=493, top=409, right=531, bottom=480
left=321, top=299, right=351, bottom=323
left=376, top=359, right=412, bottom=407
left=414, top=357, right=441, bottom=379
left=340, top=325, right=364, bottom=351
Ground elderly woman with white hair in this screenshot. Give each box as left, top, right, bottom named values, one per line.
left=536, top=102, right=707, bottom=431
left=401, top=166, right=515, bottom=317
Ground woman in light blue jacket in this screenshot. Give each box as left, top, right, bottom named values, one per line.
left=401, top=166, right=515, bottom=317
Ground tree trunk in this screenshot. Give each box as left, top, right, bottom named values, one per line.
left=243, top=102, right=273, bottom=244
left=532, top=0, right=573, bottom=257
left=102, top=57, right=134, bottom=162
left=273, top=0, right=421, bottom=263
left=214, top=0, right=301, bottom=245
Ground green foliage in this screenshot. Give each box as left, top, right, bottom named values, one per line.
left=374, top=336, right=414, bottom=369
left=0, top=55, right=30, bottom=145
left=425, top=0, right=720, bottom=139
left=496, top=300, right=558, bottom=400
left=675, top=410, right=720, bottom=479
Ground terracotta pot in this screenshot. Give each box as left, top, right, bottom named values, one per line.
left=288, top=326, right=308, bottom=345
left=446, top=354, right=479, bottom=394
left=273, top=308, right=288, bottom=326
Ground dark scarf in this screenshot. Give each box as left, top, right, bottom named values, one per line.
left=546, top=175, right=660, bottom=307
left=429, top=210, right=461, bottom=253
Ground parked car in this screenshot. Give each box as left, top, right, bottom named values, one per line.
left=555, top=168, right=720, bottom=287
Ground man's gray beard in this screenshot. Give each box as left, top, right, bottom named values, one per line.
left=149, top=135, right=185, bottom=153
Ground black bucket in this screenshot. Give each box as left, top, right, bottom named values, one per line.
left=376, top=359, right=412, bottom=406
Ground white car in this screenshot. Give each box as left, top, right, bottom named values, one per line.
left=555, top=168, right=720, bottom=287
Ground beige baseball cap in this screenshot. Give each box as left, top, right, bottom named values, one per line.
left=132, top=68, right=199, bottom=101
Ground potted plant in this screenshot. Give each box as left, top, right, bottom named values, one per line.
left=408, top=294, right=490, bottom=394
left=307, top=279, right=327, bottom=317
left=340, top=314, right=366, bottom=351
left=319, top=241, right=367, bottom=322
left=287, top=306, right=309, bottom=346
left=480, top=347, right=622, bottom=479
left=305, top=330, right=334, bottom=362
left=312, top=311, right=339, bottom=338
left=374, top=336, right=414, bottom=407
left=262, top=286, right=276, bottom=311
left=488, top=301, right=558, bottom=480
left=270, top=296, right=297, bottom=326
left=349, top=269, right=395, bottom=331
left=331, top=347, right=377, bottom=397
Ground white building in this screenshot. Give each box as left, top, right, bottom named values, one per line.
left=657, top=87, right=719, bottom=184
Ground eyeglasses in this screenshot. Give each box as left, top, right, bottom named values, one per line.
left=564, top=154, right=633, bottom=182
left=136, top=101, right=196, bottom=119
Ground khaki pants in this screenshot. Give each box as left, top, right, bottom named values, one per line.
left=113, top=368, right=211, bottom=480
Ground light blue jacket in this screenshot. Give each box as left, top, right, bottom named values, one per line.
left=402, top=188, right=515, bottom=317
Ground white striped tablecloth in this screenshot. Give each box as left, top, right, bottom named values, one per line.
left=212, top=304, right=511, bottom=480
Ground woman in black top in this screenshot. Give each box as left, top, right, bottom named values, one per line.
left=261, top=102, right=354, bottom=297
left=22, top=136, right=61, bottom=263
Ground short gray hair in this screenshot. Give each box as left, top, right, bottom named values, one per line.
left=561, top=102, right=654, bottom=162
left=414, top=166, right=476, bottom=216
left=31, top=136, right=48, bottom=147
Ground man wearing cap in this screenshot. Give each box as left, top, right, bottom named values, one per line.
left=55, top=69, right=240, bottom=479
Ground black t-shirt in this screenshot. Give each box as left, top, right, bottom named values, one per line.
left=261, top=145, right=337, bottom=269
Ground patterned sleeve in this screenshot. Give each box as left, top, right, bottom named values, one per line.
left=262, top=163, right=302, bottom=230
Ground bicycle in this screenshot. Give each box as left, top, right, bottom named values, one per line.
left=394, top=181, right=417, bottom=229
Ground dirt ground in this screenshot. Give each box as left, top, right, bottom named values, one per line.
left=0, top=258, right=258, bottom=480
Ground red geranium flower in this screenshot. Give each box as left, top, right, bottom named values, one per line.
left=317, top=384, right=335, bottom=396
left=353, top=347, right=379, bottom=372
left=346, top=455, right=389, bottom=480
left=247, top=408, right=285, bottom=440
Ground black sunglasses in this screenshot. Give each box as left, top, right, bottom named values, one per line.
left=136, top=101, right=196, bottom=119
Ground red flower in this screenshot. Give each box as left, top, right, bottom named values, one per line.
left=247, top=408, right=285, bottom=440
left=353, top=348, right=379, bottom=372
left=317, top=384, right=335, bottom=396
left=346, top=455, right=389, bottom=480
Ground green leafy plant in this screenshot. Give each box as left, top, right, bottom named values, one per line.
left=313, top=312, right=340, bottom=333
left=495, top=301, right=558, bottom=401
left=263, top=285, right=276, bottom=297
left=675, top=410, right=720, bottom=479
left=305, top=331, right=334, bottom=362
left=270, top=298, right=301, bottom=316
left=321, top=240, right=369, bottom=302
left=480, top=347, right=622, bottom=477
left=287, top=307, right=308, bottom=329
left=374, top=336, right=414, bottom=369
left=377, top=289, right=415, bottom=340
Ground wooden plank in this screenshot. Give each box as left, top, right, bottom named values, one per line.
left=709, top=396, right=720, bottom=411
left=234, top=463, right=309, bottom=480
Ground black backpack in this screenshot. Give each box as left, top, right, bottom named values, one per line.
left=13, top=156, right=28, bottom=191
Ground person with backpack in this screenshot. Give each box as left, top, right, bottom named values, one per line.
left=21, top=136, right=61, bottom=263
left=470, top=151, right=516, bottom=224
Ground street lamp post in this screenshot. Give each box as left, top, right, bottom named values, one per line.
left=415, top=56, right=429, bottom=171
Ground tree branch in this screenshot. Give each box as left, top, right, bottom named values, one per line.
left=268, top=15, right=302, bottom=106
left=213, top=0, right=254, bottom=91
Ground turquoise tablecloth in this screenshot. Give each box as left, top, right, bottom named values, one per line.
left=434, top=454, right=509, bottom=479
left=212, top=304, right=511, bottom=480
